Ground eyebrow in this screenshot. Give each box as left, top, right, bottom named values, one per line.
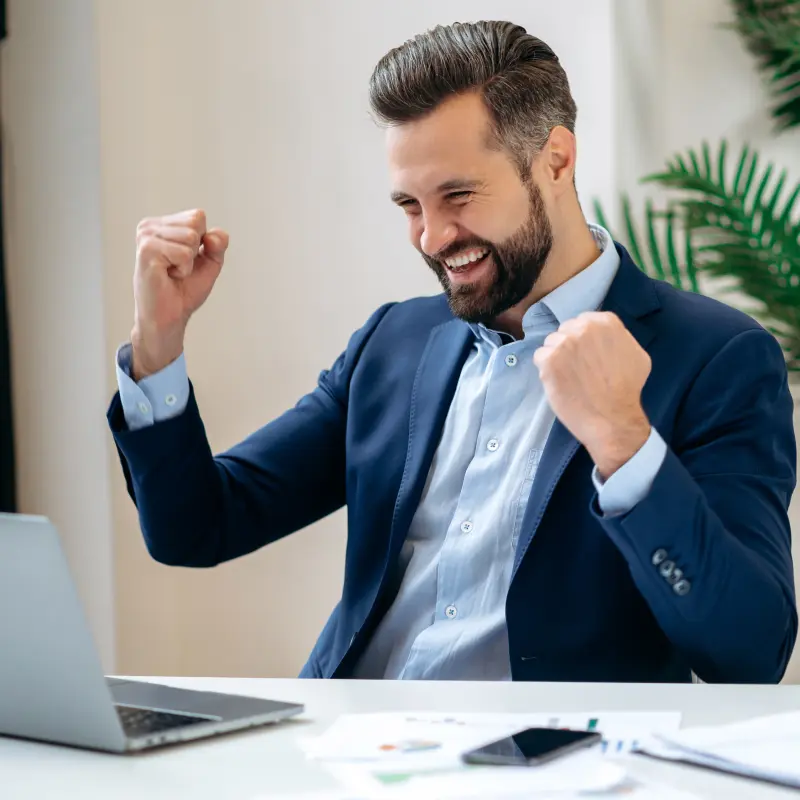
left=390, top=178, right=486, bottom=204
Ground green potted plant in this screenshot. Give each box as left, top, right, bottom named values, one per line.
left=595, top=0, right=800, bottom=369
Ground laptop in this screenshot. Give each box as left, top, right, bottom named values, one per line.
left=0, top=513, right=304, bottom=752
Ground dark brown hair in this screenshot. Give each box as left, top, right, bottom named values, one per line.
left=369, top=21, right=577, bottom=178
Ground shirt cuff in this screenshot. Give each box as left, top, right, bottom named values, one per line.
left=592, top=427, right=667, bottom=517
left=116, top=342, right=190, bottom=431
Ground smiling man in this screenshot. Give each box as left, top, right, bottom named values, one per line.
left=108, top=21, right=797, bottom=683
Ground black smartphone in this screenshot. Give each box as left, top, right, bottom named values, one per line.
left=462, top=727, right=603, bottom=766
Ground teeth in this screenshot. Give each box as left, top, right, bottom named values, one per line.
left=445, top=249, right=488, bottom=269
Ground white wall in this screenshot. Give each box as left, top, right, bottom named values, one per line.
left=94, top=0, right=616, bottom=677
left=5, top=0, right=795, bottom=682
left=0, top=0, right=115, bottom=668
left=1, top=0, right=614, bottom=677
left=614, top=0, right=800, bottom=682
left=614, top=0, right=800, bottom=204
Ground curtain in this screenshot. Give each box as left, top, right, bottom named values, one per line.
left=0, top=0, right=15, bottom=513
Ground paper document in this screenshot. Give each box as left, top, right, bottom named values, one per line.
left=328, top=749, right=626, bottom=797
left=302, top=710, right=681, bottom=763
left=300, top=710, right=681, bottom=794
left=257, top=775, right=701, bottom=800
left=636, top=710, right=800, bottom=789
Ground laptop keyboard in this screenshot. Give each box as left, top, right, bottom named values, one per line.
left=116, top=704, right=214, bottom=738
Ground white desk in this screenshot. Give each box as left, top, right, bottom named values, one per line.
left=1, top=678, right=799, bottom=799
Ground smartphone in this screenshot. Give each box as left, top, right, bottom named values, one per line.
left=462, top=727, right=602, bottom=766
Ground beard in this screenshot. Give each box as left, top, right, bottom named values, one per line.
left=423, top=181, right=554, bottom=325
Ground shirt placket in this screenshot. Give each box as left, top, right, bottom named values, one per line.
left=433, top=336, right=523, bottom=626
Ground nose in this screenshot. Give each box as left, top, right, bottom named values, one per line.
left=419, top=212, right=458, bottom=259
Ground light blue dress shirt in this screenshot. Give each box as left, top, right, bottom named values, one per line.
left=116, top=346, right=190, bottom=431
left=116, top=224, right=668, bottom=681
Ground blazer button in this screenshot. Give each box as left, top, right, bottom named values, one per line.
left=673, top=579, right=691, bottom=596
left=652, top=548, right=668, bottom=566
left=659, top=560, right=675, bottom=579
left=666, top=568, right=683, bottom=586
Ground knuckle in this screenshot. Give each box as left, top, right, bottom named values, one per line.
left=135, top=223, right=154, bottom=244
left=557, top=321, right=573, bottom=336
left=137, top=235, right=171, bottom=265
left=135, top=239, right=157, bottom=264
left=189, top=208, right=207, bottom=229
left=136, top=235, right=155, bottom=254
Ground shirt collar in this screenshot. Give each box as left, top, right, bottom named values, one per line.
left=467, top=224, right=620, bottom=343
left=531, top=223, right=620, bottom=327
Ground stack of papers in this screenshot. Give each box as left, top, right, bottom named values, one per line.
left=298, top=710, right=682, bottom=797
left=263, top=787, right=701, bottom=800
left=261, top=775, right=702, bottom=800
left=328, top=749, right=627, bottom=798
left=636, top=710, right=800, bottom=789
left=302, top=710, right=682, bottom=763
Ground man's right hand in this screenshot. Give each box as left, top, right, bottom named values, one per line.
left=131, top=209, right=229, bottom=380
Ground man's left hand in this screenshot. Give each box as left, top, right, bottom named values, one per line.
left=533, top=311, right=652, bottom=479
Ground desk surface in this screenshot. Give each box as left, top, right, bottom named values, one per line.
left=2, top=677, right=800, bottom=799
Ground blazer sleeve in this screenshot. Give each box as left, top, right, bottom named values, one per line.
left=107, top=303, right=394, bottom=567
left=593, top=328, right=798, bottom=683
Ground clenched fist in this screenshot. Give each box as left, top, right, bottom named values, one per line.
left=131, top=209, right=229, bottom=380
left=533, top=311, right=652, bottom=479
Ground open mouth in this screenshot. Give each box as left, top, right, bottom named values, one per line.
left=444, top=248, right=491, bottom=281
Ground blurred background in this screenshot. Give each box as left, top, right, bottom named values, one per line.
left=1, top=0, right=799, bottom=681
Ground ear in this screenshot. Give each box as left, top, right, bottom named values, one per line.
left=541, top=125, right=577, bottom=193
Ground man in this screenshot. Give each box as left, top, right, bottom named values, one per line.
left=108, top=21, right=797, bottom=683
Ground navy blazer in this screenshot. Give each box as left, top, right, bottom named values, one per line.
left=108, top=245, right=798, bottom=683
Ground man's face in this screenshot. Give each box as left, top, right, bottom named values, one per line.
left=387, top=92, right=553, bottom=325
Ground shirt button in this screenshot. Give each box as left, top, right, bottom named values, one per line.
left=137, top=402, right=149, bottom=415
left=165, top=394, right=177, bottom=407
left=487, top=438, right=500, bottom=452
left=445, top=605, right=458, bottom=619
left=505, top=354, right=518, bottom=367
left=460, top=521, right=473, bottom=534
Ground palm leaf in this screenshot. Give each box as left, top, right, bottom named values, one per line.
left=644, top=139, right=800, bottom=368
left=592, top=196, right=699, bottom=293
left=728, top=0, right=800, bottom=131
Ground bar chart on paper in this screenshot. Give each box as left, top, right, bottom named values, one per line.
left=566, top=713, right=646, bottom=754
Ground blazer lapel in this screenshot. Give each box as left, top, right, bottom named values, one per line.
left=512, top=244, right=662, bottom=574
left=387, top=318, right=474, bottom=557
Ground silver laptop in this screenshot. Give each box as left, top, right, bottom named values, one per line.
left=0, top=513, right=304, bottom=752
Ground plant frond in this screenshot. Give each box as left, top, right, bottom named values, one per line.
left=592, top=195, right=699, bottom=293
left=644, top=138, right=800, bottom=366
left=728, top=0, right=800, bottom=131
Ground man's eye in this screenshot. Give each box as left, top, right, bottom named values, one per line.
left=400, top=201, right=420, bottom=213
left=447, top=191, right=473, bottom=201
